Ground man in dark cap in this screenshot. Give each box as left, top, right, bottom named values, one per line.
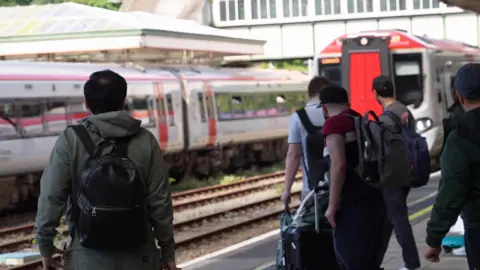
left=425, top=63, right=480, bottom=269
left=320, top=85, right=386, bottom=270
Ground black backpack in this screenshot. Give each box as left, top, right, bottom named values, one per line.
left=296, top=109, right=329, bottom=190
left=70, top=125, right=148, bottom=250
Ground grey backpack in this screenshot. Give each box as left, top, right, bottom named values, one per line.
left=349, top=110, right=413, bottom=188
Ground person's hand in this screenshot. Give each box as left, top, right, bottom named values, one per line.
left=325, top=204, right=338, bottom=228
left=281, top=190, right=291, bottom=207
left=424, top=245, right=442, bottom=263
left=162, top=261, right=181, bottom=270
left=42, top=246, right=68, bottom=269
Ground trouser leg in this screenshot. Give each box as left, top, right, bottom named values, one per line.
left=465, top=228, right=480, bottom=270
left=377, top=212, right=394, bottom=266
left=333, top=197, right=385, bottom=270
left=382, top=187, right=421, bottom=269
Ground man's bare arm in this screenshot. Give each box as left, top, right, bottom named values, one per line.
left=326, top=134, right=347, bottom=207
left=284, top=143, right=301, bottom=191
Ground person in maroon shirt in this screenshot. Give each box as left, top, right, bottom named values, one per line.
left=319, top=85, right=387, bottom=270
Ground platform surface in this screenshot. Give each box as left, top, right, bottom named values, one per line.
left=182, top=174, right=470, bottom=270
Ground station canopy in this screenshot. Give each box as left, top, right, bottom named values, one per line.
left=0, top=2, right=266, bottom=63
left=441, top=0, right=480, bottom=13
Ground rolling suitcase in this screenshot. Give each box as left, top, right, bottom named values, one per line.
left=281, top=186, right=339, bottom=270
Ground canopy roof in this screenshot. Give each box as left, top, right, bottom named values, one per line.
left=0, top=2, right=265, bottom=63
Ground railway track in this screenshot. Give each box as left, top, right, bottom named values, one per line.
left=6, top=190, right=302, bottom=270
left=1, top=170, right=303, bottom=269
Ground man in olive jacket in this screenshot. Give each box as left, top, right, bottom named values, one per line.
left=35, top=70, right=179, bottom=270
left=425, top=63, right=480, bottom=270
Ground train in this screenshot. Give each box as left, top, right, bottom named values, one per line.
left=313, top=29, right=480, bottom=161
left=0, top=60, right=311, bottom=212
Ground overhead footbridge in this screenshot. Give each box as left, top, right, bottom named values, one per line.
left=0, top=2, right=265, bottom=63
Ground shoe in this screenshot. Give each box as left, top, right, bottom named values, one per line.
left=453, top=246, right=466, bottom=256
left=399, top=267, right=420, bottom=270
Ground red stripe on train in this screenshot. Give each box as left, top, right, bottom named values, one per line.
left=204, top=83, right=217, bottom=146
left=154, top=83, right=169, bottom=151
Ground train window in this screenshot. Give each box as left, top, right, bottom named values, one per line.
left=166, top=94, right=175, bottom=127
left=215, top=94, right=231, bottom=120
left=44, top=101, right=68, bottom=134
left=231, top=96, right=244, bottom=118
left=253, top=94, right=267, bottom=116
left=197, top=93, right=207, bottom=123
left=242, top=95, right=255, bottom=118
left=205, top=96, right=214, bottom=119
left=295, top=93, right=307, bottom=108
left=17, top=101, right=47, bottom=136
left=0, top=102, right=19, bottom=138
left=393, top=53, right=423, bottom=107
left=318, top=59, right=342, bottom=86
left=276, top=95, right=290, bottom=115
left=157, top=98, right=167, bottom=124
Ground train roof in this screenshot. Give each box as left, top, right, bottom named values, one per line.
left=0, top=61, right=310, bottom=82
left=0, top=2, right=265, bottom=63
left=319, top=29, right=480, bottom=55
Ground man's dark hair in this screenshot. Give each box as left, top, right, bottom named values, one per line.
left=319, top=85, right=349, bottom=105
left=84, top=70, right=128, bottom=115
left=372, top=75, right=394, bottom=98
left=308, top=76, right=332, bottom=98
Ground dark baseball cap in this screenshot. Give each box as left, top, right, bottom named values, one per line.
left=454, top=63, right=480, bottom=100
left=318, top=85, right=349, bottom=105
left=372, top=75, right=394, bottom=93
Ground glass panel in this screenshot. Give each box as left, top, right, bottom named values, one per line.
left=269, top=0, right=277, bottom=18
left=390, top=0, right=397, bottom=10
left=261, top=0, right=268, bottom=18
left=357, top=0, right=364, bottom=12
left=334, top=0, right=341, bottom=13
left=413, top=0, right=421, bottom=9
left=197, top=93, right=207, bottom=123
left=399, top=0, right=406, bottom=10
left=238, top=0, right=245, bottom=19
left=228, top=0, right=236, bottom=20
left=315, top=0, right=323, bottom=15
left=422, top=0, right=430, bottom=8
left=301, top=0, right=308, bottom=16
left=0, top=102, right=18, bottom=138
left=366, top=0, right=373, bottom=11
left=166, top=94, right=175, bottom=126
left=292, top=0, right=299, bottom=16
left=252, top=0, right=259, bottom=19
left=432, top=0, right=440, bottom=8
left=325, top=0, right=332, bottom=15
left=45, top=101, right=68, bottom=134
left=283, top=0, right=290, bottom=17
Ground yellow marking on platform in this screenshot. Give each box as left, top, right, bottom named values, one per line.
left=17, top=20, right=38, bottom=35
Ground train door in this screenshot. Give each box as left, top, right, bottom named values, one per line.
left=341, top=36, right=391, bottom=115
left=203, top=82, right=217, bottom=147
left=153, top=83, right=169, bottom=150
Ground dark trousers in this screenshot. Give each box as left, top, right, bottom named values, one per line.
left=378, top=187, right=420, bottom=269
left=465, top=228, right=480, bottom=270
left=333, top=195, right=386, bottom=270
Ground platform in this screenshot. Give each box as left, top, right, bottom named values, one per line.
left=178, top=172, right=471, bottom=270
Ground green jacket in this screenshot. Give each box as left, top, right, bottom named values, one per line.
left=35, top=111, right=175, bottom=263
left=426, top=107, right=480, bottom=248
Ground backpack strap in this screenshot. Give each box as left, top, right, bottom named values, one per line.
left=69, top=125, right=95, bottom=156
left=296, top=108, right=320, bottom=135
left=382, top=110, right=402, bottom=126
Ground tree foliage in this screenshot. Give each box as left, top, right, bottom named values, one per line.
left=0, top=0, right=120, bottom=10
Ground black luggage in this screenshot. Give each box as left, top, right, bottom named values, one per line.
left=281, top=187, right=339, bottom=270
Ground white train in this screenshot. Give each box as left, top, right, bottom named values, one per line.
left=313, top=29, right=480, bottom=161
left=0, top=60, right=311, bottom=212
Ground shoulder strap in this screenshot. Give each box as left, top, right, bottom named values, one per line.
left=382, top=110, right=402, bottom=126
left=296, top=108, right=319, bottom=135
left=69, top=125, right=95, bottom=156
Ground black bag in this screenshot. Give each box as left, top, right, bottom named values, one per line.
left=70, top=125, right=148, bottom=250
left=296, top=108, right=329, bottom=190
left=281, top=188, right=339, bottom=270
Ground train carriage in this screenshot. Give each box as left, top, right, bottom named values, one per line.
left=0, top=60, right=310, bottom=212
left=313, top=29, right=480, bottom=160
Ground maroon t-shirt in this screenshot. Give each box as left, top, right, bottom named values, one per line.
left=322, top=109, right=379, bottom=200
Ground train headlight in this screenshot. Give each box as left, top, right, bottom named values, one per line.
left=415, top=118, right=433, bottom=134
